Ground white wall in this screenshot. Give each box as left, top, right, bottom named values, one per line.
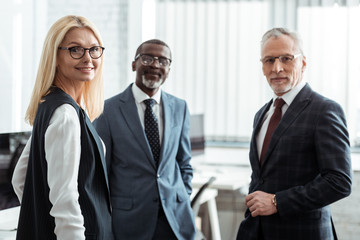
left=0, top=0, right=138, bottom=133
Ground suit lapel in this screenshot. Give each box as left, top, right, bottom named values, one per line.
left=159, top=92, right=173, bottom=168
left=250, top=100, right=273, bottom=171
left=253, top=101, right=272, bottom=141
left=118, top=85, right=156, bottom=169
left=262, top=84, right=313, bottom=167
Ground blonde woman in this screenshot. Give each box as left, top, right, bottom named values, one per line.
left=12, top=15, right=113, bottom=240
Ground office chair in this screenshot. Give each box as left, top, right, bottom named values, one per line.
left=191, top=176, right=216, bottom=240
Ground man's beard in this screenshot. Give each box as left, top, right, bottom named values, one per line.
left=142, top=75, right=164, bottom=89
left=272, top=82, right=292, bottom=95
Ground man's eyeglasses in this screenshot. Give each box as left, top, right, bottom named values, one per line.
left=135, top=54, right=172, bottom=67
left=261, top=53, right=302, bottom=65
left=58, top=46, right=105, bottom=59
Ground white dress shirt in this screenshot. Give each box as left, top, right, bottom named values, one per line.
left=132, top=83, right=164, bottom=145
left=256, top=81, right=306, bottom=160
left=12, top=104, right=86, bottom=240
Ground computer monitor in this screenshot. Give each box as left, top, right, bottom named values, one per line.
left=0, top=131, right=30, bottom=210
left=0, top=134, right=10, bottom=151
left=190, top=114, right=205, bottom=156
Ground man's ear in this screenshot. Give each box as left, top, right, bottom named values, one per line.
left=301, top=56, right=307, bottom=73
left=165, top=67, right=171, bottom=79
left=132, top=61, right=136, bottom=71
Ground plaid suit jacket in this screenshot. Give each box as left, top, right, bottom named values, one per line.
left=237, top=83, right=352, bottom=240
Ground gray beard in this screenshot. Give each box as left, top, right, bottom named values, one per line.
left=142, top=75, right=163, bottom=89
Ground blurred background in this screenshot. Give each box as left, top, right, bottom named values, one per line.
left=1, top=0, right=360, bottom=146
left=1, top=0, right=360, bottom=239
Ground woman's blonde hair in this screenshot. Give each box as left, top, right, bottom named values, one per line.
left=25, top=15, right=105, bottom=124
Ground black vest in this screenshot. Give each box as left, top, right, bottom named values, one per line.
left=16, top=87, right=113, bottom=240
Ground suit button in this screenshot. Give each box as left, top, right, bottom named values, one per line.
left=153, top=197, right=158, bottom=202
left=259, top=178, right=264, bottom=184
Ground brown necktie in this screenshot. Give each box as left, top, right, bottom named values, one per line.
left=259, top=98, right=285, bottom=166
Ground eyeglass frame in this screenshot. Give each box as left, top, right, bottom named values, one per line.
left=135, top=53, right=172, bottom=67
left=260, top=53, right=302, bottom=65
left=58, top=46, right=105, bottom=59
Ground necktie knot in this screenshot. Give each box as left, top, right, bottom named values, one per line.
left=274, top=98, right=285, bottom=109
left=144, top=99, right=156, bottom=108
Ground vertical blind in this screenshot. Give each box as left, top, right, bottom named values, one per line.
left=151, top=0, right=360, bottom=145
left=156, top=0, right=270, bottom=142
left=298, top=2, right=360, bottom=145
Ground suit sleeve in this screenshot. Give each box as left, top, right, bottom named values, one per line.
left=176, top=102, right=193, bottom=195
left=276, top=100, right=352, bottom=216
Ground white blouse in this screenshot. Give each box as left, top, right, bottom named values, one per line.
left=12, top=104, right=86, bottom=240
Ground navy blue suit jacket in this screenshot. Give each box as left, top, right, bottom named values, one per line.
left=94, top=84, right=196, bottom=240
left=237, top=84, right=352, bottom=240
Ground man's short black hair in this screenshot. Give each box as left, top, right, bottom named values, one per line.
left=135, top=39, right=172, bottom=59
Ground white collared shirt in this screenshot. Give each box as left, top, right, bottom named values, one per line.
left=132, top=83, right=163, bottom=145
left=256, top=81, right=306, bottom=160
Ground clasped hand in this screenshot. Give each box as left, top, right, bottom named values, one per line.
left=245, top=191, right=277, bottom=217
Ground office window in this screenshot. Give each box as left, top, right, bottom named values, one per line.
left=155, top=0, right=270, bottom=142
left=151, top=0, right=360, bottom=146
left=0, top=0, right=36, bottom=133
left=1, top=0, right=128, bottom=133
left=298, top=4, right=360, bottom=146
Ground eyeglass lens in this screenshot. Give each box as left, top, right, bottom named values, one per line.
left=140, top=54, right=170, bottom=67
left=70, top=46, right=104, bottom=59
left=262, top=54, right=299, bottom=65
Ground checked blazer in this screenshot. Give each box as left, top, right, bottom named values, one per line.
left=237, top=83, right=352, bottom=240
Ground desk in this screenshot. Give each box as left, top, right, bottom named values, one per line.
left=353, top=152, right=360, bottom=171
left=191, top=147, right=251, bottom=240
left=0, top=206, right=19, bottom=240
left=192, top=147, right=251, bottom=192
left=191, top=188, right=220, bottom=240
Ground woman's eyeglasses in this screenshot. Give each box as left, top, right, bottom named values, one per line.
left=58, top=46, right=105, bottom=59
